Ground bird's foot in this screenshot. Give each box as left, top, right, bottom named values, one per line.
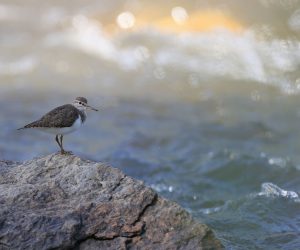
left=60, top=150, right=73, bottom=155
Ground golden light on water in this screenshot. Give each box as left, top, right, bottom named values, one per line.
left=110, top=8, right=243, bottom=33
left=156, top=9, right=243, bottom=33
left=116, top=11, right=136, bottom=29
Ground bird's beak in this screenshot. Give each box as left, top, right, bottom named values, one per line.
left=86, top=105, right=98, bottom=111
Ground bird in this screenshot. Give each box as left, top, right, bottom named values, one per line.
left=18, top=97, right=98, bottom=154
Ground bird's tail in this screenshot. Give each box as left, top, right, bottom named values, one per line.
left=17, top=121, right=38, bottom=130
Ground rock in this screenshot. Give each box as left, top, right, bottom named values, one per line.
left=0, top=154, right=223, bottom=250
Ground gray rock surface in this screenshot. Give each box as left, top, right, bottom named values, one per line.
left=0, top=154, right=223, bottom=250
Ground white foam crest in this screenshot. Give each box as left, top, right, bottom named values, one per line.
left=289, top=8, right=300, bottom=31
left=268, top=157, right=287, bottom=168
left=201, top=182, right=300, bottom=215
left=152, top=30, right=268, bottom=83
left=149, top=31, right=300, bottom=92
left=200, top=206, right=223, bottom=215
left=0, top=56, right=37, bottom=75
left=258, top=182, right=299, bottom=200
left=51, top=16, right=300, bottom=94
left=150, top=183, right=174, bottom=193
left=67, top=15, right=116, bottom=61
left=47, top=15, right=142, bottom=71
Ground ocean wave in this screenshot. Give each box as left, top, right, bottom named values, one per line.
left=258, top=182, right=299, bottom=200
left=44, top=15, right=300, bottom=94
left=200, top=182, right=299, bottom=215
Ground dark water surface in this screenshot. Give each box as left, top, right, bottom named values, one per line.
left=1, top=94, right=300, bottom=249
left=1, top=0, right=300, bottom=249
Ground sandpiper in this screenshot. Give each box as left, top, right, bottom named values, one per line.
left=18, top=97, right=98, bottom=154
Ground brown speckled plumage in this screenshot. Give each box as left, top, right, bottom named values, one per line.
left=20, top=104, right=83, bottom=129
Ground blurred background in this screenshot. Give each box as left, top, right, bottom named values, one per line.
left=1, top=0, right=300, bottom=249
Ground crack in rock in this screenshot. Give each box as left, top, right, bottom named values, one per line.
left=0, top=154, right=223, bottom=250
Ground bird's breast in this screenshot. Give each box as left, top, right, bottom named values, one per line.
left=36, top=117, right=83, bottom=135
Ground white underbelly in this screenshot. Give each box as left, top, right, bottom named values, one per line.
left=36, top=118, right=83, bottom=135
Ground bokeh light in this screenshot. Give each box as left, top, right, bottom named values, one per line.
left=171, top=6, right=189, bottom=25
left=116, top=11, right=135, bottom=29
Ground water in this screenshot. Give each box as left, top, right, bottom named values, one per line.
left=1, top=0, right=300, bottom=249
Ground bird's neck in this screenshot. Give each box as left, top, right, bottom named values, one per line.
left=78, top=109, right=87, bottom=123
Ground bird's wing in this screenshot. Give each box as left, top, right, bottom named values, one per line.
left=22, top=104, right=79, bottom=128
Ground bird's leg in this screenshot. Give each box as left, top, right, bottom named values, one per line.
left=56, top=134, right=66, bottom=154
left=59, top=135, right=72, bottom=155
left=59, top=135, right=65, bottom=154
left=55, top=135, right=62, bottom=150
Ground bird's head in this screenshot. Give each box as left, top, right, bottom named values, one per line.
left=73, top=97, right=98, bottom=111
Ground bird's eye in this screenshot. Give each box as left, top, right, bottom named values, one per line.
left=79, top=102, right=82, bottom=105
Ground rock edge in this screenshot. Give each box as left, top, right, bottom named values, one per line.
left=0, top=154, right=223, bottom=250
